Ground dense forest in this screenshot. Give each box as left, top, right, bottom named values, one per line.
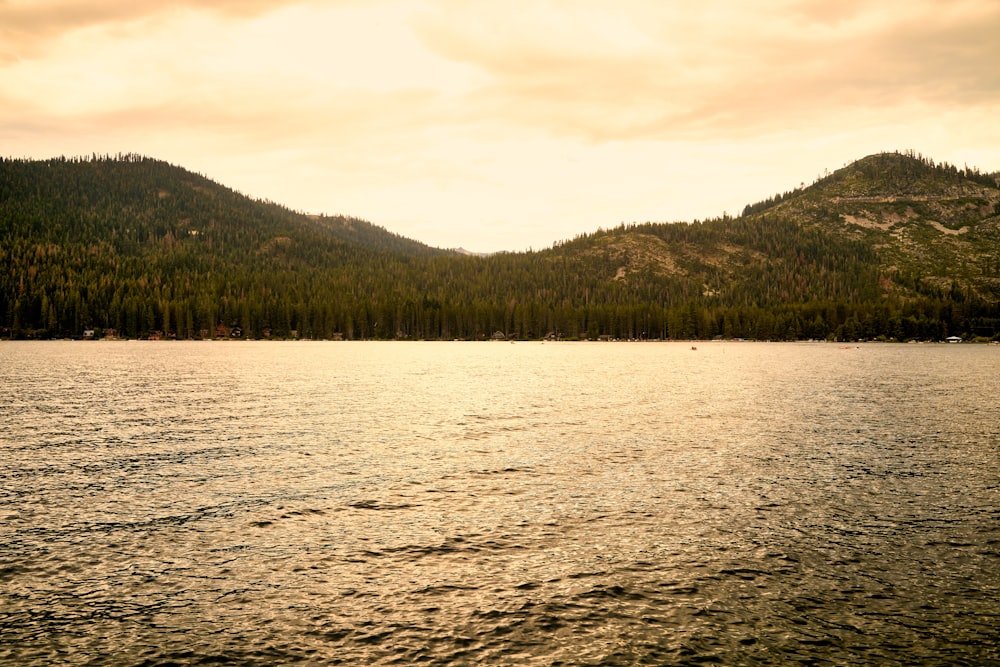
left=2, top=152, right=999, bottom=341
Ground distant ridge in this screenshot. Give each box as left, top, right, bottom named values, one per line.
left=452, top=247, right=491, bottom=257
left=1, top=152, right=998, bottom=341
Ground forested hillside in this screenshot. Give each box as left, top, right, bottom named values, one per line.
left=2, top=152, right=999, bottom=341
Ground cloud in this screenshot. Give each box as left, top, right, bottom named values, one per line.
left=414, top=0, right=1000, bottom=143
left=9, top=0, right=997, bottom=148
left=0, top=0, right=295, bottom=55
left=0, top=1, right=463, bottom=138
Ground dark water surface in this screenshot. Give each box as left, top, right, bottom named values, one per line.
left=1, top=341, right=998, bottom=665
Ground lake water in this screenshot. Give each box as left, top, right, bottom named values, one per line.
left=1, top=340, right=998, bottom=665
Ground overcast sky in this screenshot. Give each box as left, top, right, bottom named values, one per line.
left=3, top=0, right=999, bottom=252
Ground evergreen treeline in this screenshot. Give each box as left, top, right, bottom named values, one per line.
left=2, top=153, right=999, bottom=341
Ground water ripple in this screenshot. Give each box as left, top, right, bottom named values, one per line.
left=1, top=341, right=998, bottom=665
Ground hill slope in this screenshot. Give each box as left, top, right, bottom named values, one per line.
left=0, top=154, right=445, bottom=256
left=761, top=152, right=1000, bottom=299
left=540, top=152, right=1000, bottom=337
left=2, top=152, right=998, bottom=341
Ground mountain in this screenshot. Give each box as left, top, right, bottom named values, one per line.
left=753, top=152, right=1000, bottom=300
left=554, top=151, right=1000, bottom=339
left=2, top=152, right=998, bottom=341
left=548, top=151, right=1000, bottom=313
left=0, top=154, right=445, bottom=256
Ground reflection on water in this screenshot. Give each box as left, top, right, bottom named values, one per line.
left=1, top=341, right=998, bottom=665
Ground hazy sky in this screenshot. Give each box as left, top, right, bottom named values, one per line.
left=3, top=0, right=999, bottom=252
